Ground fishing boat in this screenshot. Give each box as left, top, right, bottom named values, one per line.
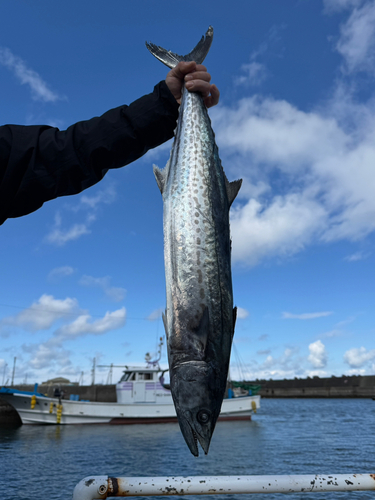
left=0, top=343, right=260, bottom=425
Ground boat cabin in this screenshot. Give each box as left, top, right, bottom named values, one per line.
left=116, top=367, right=172, bottom=405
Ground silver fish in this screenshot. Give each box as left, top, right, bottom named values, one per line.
left=146, top=27, right=242, bottom=456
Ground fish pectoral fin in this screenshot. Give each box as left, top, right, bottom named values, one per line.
left=162, top=310, right=168, bottom=340
left=232, top=307, right=237, bottom=338
left=153, top=164, right=166, bottom=194
left=146, top=26, right=213, bottom=68
left=225, top=177, right=243, bottom=207
left=192, top=306, right=210, bottom=350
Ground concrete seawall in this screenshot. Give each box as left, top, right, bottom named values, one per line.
left=257, top=375, right=375, bottom=398
left=1, top=375, right=374, bottom=425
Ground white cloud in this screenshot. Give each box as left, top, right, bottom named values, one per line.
left=235, top=62, right=267, bottom=87
left=323, top=0, right=365, bottom=12
left=235, top=24, right=285, bottom=87
left=0, top=295, right=78, bottom=332
left=282, top=311, right=333, bottom=320
left=211, top=77, right=375, bottom=266
left=48, top=266, right=75, bottom=281
left=335, top=1, right=375, bottom=73
left=45, top=212, right=91, bottom=246
left=3, top=296, right=127, bottom=380
left=344, top=346, right=375, bottom=367
left=25, top=341, right=72, bottom=371
left=79, top=275, right=126, bottom=302
left=335, top=315, right=357, bottom=327
left=344, top=250, right=370, bottom=261
left=210, top=6, right=375, bottom=268
left=232, top=344, right=305, bottom=379
left=45, top=185, right=117, bottom=246
left=308, top=340, right=328, bottom=368
left=230, top=194, right=327, bottom=265
left=304, top=369, right=329, bottom=378
left=214, top=94, right=347, bottom=166
left=230, top=346, right=306, bottom=380
left=236, top=307, right=249, bottom=319
left=320, top=329, right=345, bottom=338
left=147, top=308, right=164, bottom=321
left=75, top=185, right=117, bottom=211
left=56, top=308, right=126, bottom=340
left=0, top=47, right=63, bottom=102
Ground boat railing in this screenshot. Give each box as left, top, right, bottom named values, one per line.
left=73, top=473, right=375, bottom=499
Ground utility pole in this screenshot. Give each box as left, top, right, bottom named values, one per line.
left=11, top=357, right=16, bottom=386
left=2, top=363, right=7, bottom=385
left=106, top=363, right=113, bottom=385
left=91, top=358, right=96, bottom=385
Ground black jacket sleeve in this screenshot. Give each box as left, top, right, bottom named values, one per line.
left=0, top=81, right=179, bottom=225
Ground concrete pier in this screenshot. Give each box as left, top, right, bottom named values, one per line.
left=257, top=374, right=375, bottom=398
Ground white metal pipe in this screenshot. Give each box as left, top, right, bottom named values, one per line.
left=73, top=475, right=108, bottom=500
left=72, top=473, right=375, bottom=499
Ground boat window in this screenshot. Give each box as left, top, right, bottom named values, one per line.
left=137, top=373, right=153, bottom=380
left=119, top=372, right=135, bottom=382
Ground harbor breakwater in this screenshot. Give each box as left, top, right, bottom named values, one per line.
left=1, top=375, right=374, bottom=425
left=256, top=374, right=375, bottom=398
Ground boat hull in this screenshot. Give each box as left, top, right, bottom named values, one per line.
left=0, top=392, right=260, bottom=425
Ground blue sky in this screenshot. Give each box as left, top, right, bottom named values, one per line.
left=1, top=0, right=375, bottom=385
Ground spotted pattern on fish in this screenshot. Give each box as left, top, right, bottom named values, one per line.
left=148, top=26, right=242, bottom=457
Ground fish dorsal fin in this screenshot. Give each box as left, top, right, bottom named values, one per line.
left=225, top=176, right=242, bottom=207
left=162, top=310, right=168, bottom=340
left=153, top=164, right=166, bottom=194
left=232, top=307, right=237, bottom=338
left=146, top=26, right=214, bottom=69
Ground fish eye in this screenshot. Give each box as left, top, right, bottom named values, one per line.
left=197, top=410, right=210, bottom=424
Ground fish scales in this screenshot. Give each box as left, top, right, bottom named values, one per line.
left=165, top=88, right=232, bottom=363
left=147, top=26, right=241, bottom=457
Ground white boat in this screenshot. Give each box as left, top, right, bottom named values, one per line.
left=0, top=359, right=260, bottom=425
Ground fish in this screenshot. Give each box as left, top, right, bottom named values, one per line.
left=146, top=26, right=242, bottom=456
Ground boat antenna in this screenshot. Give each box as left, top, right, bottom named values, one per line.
left=145, top=337, right=164, bottom=369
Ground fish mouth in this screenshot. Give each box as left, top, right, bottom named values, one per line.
left=177, top=409, right=213, bottom=457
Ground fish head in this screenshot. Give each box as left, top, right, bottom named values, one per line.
left=171, top=361, right=221, bottom=456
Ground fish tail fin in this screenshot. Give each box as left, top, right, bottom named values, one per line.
left=146, top=26, right=214, bottom=69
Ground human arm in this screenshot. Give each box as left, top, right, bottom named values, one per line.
left=0, top=81, right=179, bottom=225
left=0, top=64, right=219, bottom=226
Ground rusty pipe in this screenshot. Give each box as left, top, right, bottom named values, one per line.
left=73, top=473, right=375, bottom=499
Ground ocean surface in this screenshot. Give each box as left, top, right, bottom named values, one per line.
left=0, top=398, right=374, bottom=500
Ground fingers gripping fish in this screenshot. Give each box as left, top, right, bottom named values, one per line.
left=146, top=27, right=242, bottom=456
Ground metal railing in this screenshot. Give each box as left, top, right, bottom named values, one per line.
left=72, top=473, right=375, bottom=499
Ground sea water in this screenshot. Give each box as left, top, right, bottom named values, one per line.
left=0, top=398, right=374, bottom=500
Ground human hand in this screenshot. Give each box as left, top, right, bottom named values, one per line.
left=165, top=61, right=220, bottom=109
